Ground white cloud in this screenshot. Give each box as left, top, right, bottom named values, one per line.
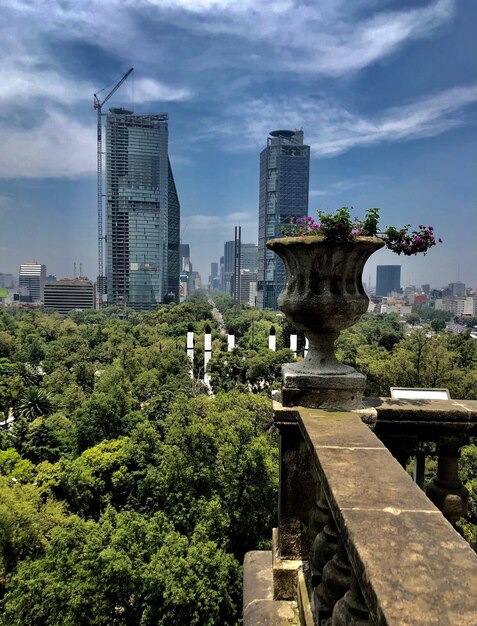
left=3, top=0, right=457, bottom=81
left=206, top=84, right=477, bottom=157
left=133, top=78, right=191, bottom=103
left=0, top=111, right=95, bottom=179
left=0, top=57, right=191, bottom=107
left=185, top=211, right=255, bottom=233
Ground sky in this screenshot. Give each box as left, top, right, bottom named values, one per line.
left=1, top=0, right=476, bottom=289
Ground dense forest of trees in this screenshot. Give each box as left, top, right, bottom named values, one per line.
left=0, top=296, right=476, bottom=623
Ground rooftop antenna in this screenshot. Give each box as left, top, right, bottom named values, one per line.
left=93, top=67, right=134, bottom=308
left=74, top=262, right=77, bottom=279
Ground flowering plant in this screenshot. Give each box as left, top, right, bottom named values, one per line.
left=282, top=207, right=442, bottom=256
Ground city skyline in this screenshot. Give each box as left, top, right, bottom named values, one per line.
left=0, top=1, right=476, bottom=290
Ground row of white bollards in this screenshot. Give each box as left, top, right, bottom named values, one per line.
left=186, top=325, right=308, bottom=383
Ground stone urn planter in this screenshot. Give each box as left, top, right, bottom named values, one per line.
left=267, top=235, right=384, bottom=408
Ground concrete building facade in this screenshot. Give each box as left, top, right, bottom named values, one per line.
left=44, top=279, right=95, bottom=314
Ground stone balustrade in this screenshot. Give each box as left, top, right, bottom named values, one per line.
left=243, top=399, right=477, bottom=625
left=368, top=397, right=477, bottom=529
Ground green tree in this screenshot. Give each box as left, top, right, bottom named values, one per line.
left=15, top=387, right=52, bottom=421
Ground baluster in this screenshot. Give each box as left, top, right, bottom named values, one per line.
left=332, top=571, right=369, bottom=625
left=316, top=540, right=351, bottom=622
left=426, top=434, right=468, bottom=526
left=310, top=514, right=340, bottom=623
left=310, top=486, right=332, bottom=587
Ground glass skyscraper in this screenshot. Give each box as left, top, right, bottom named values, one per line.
left=257, top=130, right=310, bottom=309
left=376, top=265, right=401, bottom=297
left=105, top=108, right=180, bottom=310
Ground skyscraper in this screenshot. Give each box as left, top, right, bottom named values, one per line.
left=257, top=130, right=310, bottom=309
left=19, top=262, right=46, bottom=302
left=105, top=108, right=180, bottom=310
left=376, top=265, right=401, bottom=297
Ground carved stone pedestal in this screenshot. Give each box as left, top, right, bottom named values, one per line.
left=282, top=367, right=366, bottom=410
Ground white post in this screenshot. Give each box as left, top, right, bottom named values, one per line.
left=227, top=331, right=235, bottom=352
left=268, top=325, right=276, bottom=352
left=186, top=324, right=194, bottom=379
left=204, top=324, right=212, bottom=388
left=289, top=334, right=297, bottom=358
left=304, top=337, right=309, bottom=358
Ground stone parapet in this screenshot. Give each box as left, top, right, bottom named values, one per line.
left=244, top=402, right=477, bottom=625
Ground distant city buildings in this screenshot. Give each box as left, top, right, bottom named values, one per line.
left=0, top=273, right=15, bottom=289
left=257, top=129, right=310, bottom=309
left=44, top=279, right=95, bottom=314
left=376, top=265, right=401, bottom=297
left=435, top=296, right=476, bottom=317
left=239, top=269, right=258, bottom=306
left=241, top=243, right=258, bottom=273
left=211, top=238, right=258, bottom=303
left=178, top=244, right=203, bottom=301
left=448, top=281, right=466, bottom=297
left=105, top=108, right=180, bottom=310
left=19, top=262, right=46, bottom=303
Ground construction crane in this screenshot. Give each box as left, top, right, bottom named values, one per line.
left=93, top=67, right=134, bottom=307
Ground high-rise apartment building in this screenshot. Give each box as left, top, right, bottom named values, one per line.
left=376, top=265, right=401, bottom=297
left=105, top=108, right=180, bottom=310
left=19, top=262, right=46, bottom=302
left=257, top=130, right=310, bottom=309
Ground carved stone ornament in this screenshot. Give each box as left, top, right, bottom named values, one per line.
left=267, top=236, right=384, bottom=408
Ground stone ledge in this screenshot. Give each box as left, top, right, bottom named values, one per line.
left=367, top=397, right=477, bottom=434
left=272, top=528, right=303, bottom=601
left=243, top=600, right=298, bottom=625
left=289, top=404, right=477, bottom=625
left=243, top=550, right=298, bottom=626
left=243, top=551, right=274, bottom=611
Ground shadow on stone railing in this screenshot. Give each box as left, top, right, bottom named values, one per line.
left=243, top=400, right=477, bottom=625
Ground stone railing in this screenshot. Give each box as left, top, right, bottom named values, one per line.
left=243, top=399, right=477, bottom=625
left=369, top=397, right=477, bottom=529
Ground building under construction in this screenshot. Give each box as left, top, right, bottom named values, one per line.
left=105, top=108, right=180, bottom=310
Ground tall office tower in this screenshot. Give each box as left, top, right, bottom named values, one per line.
left=167, top=161, right=180, bottom=303
left=449, top=281, right=466, bottom=297
left=223, top=240, right=235, bottom=295
left=44, top=279, right=95, bottom=314
left=257, top=130, right=310, bottom=309
left=210, top=262, right=218, bottom=281
left=376, top=265, right=401, bottom=297
left=19, top=262, right=46, bottom=302
left=105, top=108, right=180, bottom=310
left=241, top=243, right=258, bottom=272
left=219, top=256, right=225, bottom=291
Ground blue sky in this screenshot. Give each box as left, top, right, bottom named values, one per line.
left=1, top=0, right=476, bottom=289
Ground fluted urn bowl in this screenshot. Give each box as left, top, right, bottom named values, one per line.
left=267, top=235, right=384, bottom=376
